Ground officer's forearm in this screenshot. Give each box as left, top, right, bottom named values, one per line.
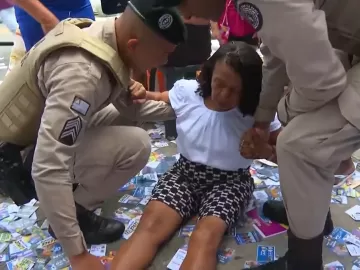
left=113, top=99, right=175, bottom=122
left=254, top=44, right=289, bottom=123
left=134, top=100, right=175, bottom=121
left=13, top=0, right=58, bottom=25
left=33, top=173, right=87, bottom=257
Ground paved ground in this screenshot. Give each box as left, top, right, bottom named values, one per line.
left=0, top=22, right=359, bottom=270
left=99, top=153, right=360, bottom=270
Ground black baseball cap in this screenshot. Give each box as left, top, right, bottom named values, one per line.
left=128, top=0, right=187, bottom=45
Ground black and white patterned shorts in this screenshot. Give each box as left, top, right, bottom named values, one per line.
left=150, top=155, right=255, bottom=226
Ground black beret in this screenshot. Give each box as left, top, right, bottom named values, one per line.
left=128, top=0, right=187, bottom=45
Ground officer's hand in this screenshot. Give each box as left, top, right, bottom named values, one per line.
left=70, top=252, right=105, bottom=270
left=240, top=128, right=270, bottom=159
left=129, top=80, right=147, bottom=104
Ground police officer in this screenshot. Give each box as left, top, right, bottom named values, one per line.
left=0, top=1, right=185, bottom=269
left=157, top=0, right=359, bottom=269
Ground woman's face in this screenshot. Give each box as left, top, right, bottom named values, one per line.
left=210, top=61, right=242, bottom=111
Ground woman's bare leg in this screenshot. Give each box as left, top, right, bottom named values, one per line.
left=180, top=216, right=227, bottom=270
left=111, top=201, right=182, bottom=270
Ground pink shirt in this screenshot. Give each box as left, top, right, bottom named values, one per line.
left=0, top=0, right=13, bottom=10
left=218, top=0, right=256, bottom=37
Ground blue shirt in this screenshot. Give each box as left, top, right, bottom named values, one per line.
left=15, top=0, right=95, bottom=51
left=16, top=0, right=91, bottom=14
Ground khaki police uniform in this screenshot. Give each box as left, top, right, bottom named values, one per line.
left=234, top=0, right=360, bottom=240
left=0, top=18, right=174, bottom=256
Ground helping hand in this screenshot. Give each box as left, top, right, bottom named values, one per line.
left=129, top=80, right=147, bottom=104
left=240, top=128, right=271, bottom=159
left=70, top=252, right=105, bottom=270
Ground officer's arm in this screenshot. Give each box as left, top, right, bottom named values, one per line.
left=251, top=0, right=347, bottom=123
left=113, top=98, right=176, bottom=122
left=32, top=57, right=102, bottom=257
left=254, top=43, right=289, bottom=124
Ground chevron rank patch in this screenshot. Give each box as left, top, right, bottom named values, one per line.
left=58, top=116, right=82, bottom=146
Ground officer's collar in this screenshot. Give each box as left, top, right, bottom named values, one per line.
left=102, top=17, right=131, bottom=89
left=102, top=18, right=119, bottom=54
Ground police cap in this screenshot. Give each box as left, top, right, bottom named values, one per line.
left=128, top=0, right=187, bottom=45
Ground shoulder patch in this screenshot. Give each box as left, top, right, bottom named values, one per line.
left=58, top=116, right=82, bottom=146
left=70, top=96, right=90, bottom=116
left=237, top=2, right=263, bottom=32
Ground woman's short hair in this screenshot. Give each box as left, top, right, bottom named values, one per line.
left=196, top=41, right=263, bottom=116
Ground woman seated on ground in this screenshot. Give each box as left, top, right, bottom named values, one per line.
left=111, top=42, right=281, bottom=270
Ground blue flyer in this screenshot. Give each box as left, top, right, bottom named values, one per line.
left=256, top=245, right=276, bottom=263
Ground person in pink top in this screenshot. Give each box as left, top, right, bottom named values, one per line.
left=0, top=0, right=17, bottom=34
left=210, top=0, right=258, bottom=46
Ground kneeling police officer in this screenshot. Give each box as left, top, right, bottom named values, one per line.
left=0, top=1, right=185, bottom=268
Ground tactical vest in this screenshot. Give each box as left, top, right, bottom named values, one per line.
left=0, top=18, right=128, bottom=146
left=316, top=0, right=360, bottom=56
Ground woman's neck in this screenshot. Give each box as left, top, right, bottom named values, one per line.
left=204, top=97, right=230, bottom=112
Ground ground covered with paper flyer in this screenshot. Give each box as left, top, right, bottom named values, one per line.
left=0, top=122, right=360, bottom=269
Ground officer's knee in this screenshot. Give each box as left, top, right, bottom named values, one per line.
left=276, top=127, right=292, bottom=154
left=276, top=127, right=304, bottom=161
left=276, top=125, right=320, bottom=165
left=130, top=127, right=151, bottom=166
left=134, top=127, right=151, bottom=154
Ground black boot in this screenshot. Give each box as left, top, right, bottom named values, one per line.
left=49, top=203, right=125, bottom=244
left=263, top=200, right=334, bottom=236
left=244, top=230, right=324, bottom=269
left=0, top=143, right=37, bottom=205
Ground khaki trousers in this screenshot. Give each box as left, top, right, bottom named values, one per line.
left=72, top=105, right=151, bottom=210
left=277, top=56, right=360, bottom=239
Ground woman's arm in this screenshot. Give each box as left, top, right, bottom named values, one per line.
left=13, top=0, right=59, bottom=33
left=146, top=91, right=170, bottom=103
